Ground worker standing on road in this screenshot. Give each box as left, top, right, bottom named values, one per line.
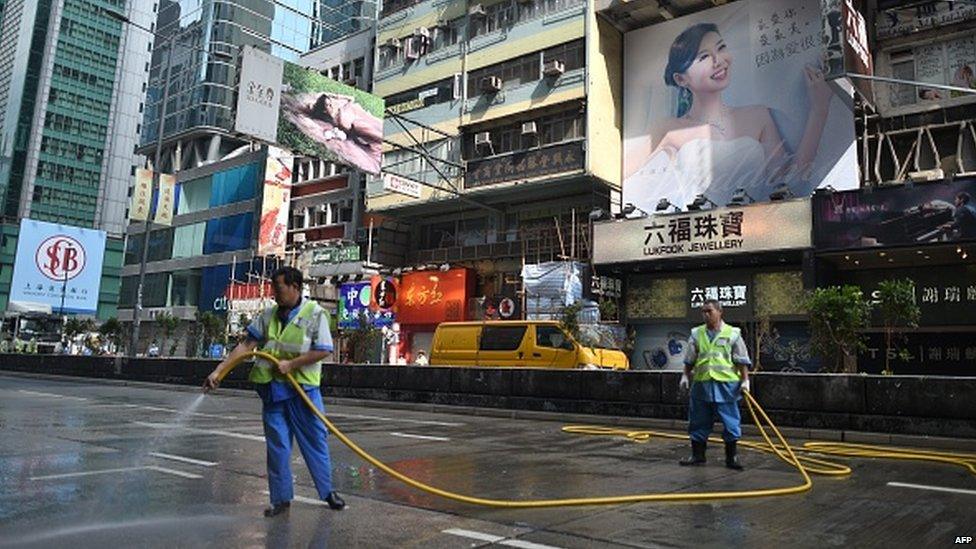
left=678, top=299, right=751, bottom=470
left=203, top=266, right=346, bottom=516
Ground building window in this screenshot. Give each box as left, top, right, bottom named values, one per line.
left=463, top=105, right=585, bottom=159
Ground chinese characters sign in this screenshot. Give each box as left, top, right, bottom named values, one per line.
left=845, top=265, right=976, bottom=326
left=154, top=173, right=176, bottom=226
left=594, top=200, right=812, bottom=264
left=310, top=244, right=360, bottom=266
left=689, top=284, right=748, bottom=309
left=130, top=168, right=152, bottom=221
left=465, top=141, right=584, bottom=189
left=860, top=331, right=976, bottom=376
left=9, top=219, right=106, bottom=314
left=397, top=268, right=471, bottom=325
left=339, top=282, right=394, bottom=330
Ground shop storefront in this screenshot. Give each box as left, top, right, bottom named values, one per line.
left=594, top=199, right=816, bottom=371
left=813, top=178, right=976, bottom=375
left=395, top=267, right=474, bottom=362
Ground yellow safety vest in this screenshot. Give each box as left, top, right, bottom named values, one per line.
left=693, top=323, right=742, bottom=383
left=249, top=300, right=324, bottom=386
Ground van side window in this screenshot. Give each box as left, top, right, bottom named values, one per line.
left=480, top=326, right=527, bottom=351
left=536, top=326, right=573, bottom=350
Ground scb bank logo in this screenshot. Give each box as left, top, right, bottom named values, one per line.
left=35, top=235, right=86, bottom=281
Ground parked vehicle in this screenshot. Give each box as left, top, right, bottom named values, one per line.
left=430, top=321, right=629, bottom=370
left=1, top=313, right=62, bottom=354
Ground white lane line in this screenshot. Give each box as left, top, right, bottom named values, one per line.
left=887, top=482, right=976, bottom=496
left=442, top=529, right=564, bottom=549
left=330, top=412, right=463, bottom=427
left=31, top=467, right=145, bottom=481
left=261, top=491, right=328, bottom=507
left=149, top=452, right=218, bottom=467
left=145, top=465, right=203, bottom=479
left=389, top=432, right=450, bottom=442
left=134, top=421, right=265, bottom=442
left=31, top=465, right=201, bottom=481
left=18, top=390, right=88, bottom=401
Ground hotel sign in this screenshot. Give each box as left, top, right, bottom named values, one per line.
left=594, top=199, right=812, bottom=264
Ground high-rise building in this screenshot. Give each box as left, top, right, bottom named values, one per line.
left=0, top=0, right=153, bottom=318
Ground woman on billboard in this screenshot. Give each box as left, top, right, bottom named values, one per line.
left=624, top=23, right=834, bottom=208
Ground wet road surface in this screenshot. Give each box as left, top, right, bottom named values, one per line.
left=0, top=372, right=973, bottom=548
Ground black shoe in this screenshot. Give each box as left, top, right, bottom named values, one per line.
left=264, top=501, right=291, bottom=517
left=325, top=491, right=346, bottom=510
left=725, top=440, right=744, bottom=471
left=679, top=440, right=707, bottom=466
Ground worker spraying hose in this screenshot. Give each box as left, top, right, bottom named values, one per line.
left=203, top=266, right=345, bottom=516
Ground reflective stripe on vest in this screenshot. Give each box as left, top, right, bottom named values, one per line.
left=693, top=324, right=741, bottom=383
left=249, top=300, right=324, bottom=386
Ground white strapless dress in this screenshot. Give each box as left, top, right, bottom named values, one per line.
left=625, top=137, right=768, bottom=212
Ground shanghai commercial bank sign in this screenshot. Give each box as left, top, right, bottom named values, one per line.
left=593, top=199, right=812, bottom=264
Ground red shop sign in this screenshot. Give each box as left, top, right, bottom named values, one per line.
left=397, top=268, right=470, bottom=324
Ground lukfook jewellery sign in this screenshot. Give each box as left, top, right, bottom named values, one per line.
left=593, top=199, right=812, bottom=264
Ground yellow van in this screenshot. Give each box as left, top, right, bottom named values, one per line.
left=429, top=321, right=629, bottom=370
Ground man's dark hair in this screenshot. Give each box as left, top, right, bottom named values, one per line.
left=958, top=192, right=972, bottom=205
left=272, top=266, right=304, bottom=289
left=702, top=298, right=723, bottom=312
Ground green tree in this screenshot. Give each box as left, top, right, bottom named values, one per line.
left=98, top=318, right=124, bottom=354
left=559, top=301, right=583, bottom=342
left=64, top=318, right=93, bottom=341
left=347, top=312, right=382, bottom=363
left=804, top=286, right=874, bottom=373
left=876, top=278, right=921, bottom=375
left=156, top=312, right=181, bottom=356
left=196, top=312, right=227, bottom=356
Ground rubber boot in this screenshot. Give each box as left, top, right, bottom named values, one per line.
left=264, top=501, right=290, bottom=517
left=725, top=440, right=744, bottom=470
left=325, top=491, right=346, bottom=510
left=679, top=440, right=707, bottom=466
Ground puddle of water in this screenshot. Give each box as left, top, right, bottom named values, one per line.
left=0, top=514, right=237, bottom=547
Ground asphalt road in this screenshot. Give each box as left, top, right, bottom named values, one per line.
left=0, top=372, right=973, bottom=548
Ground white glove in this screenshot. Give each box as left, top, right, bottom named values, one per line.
left=679, top=374, right=690, bottom=391
left=741, top=379, right=751, bottom=394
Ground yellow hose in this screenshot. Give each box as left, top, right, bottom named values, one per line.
left=217, top=352, right=976, bottom=507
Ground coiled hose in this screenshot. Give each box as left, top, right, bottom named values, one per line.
left=217, top=352, right=976, bottom=507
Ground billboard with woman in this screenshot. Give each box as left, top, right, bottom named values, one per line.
left=623, top=0, right=858, bottom=211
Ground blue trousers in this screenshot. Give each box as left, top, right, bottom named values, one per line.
left=261, top=387, right=334, bottom=505
left=688, top=397, right=742, bottom=443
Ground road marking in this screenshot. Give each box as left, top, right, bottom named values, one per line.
left=18, top=390, right=88, bottom=401
left=31, top=465, right=201, bottom=481
left=134, top=421, right=265, bottom=442
left=389, top=432, right=450, bottom=442
left=330, top=412, right=463, bottom=427
left=442, top=529, right=564, bottom=549
left=31, top=467, right=145, bottom=481
left=149, top=452, right=218, bottom=467
left=261, top=491, right=329, bottom=507
left=145, top=465, right=203, bottom=479
left=887, top=482, right=976, bottom=496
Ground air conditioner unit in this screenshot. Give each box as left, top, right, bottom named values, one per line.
left=479, top=75, right=502, bottom=93
left=543, top=59, right=565, bottom=77
left=452, top=73, right=463, bottom=99
left=474, top=132, right=492, bottom=148
left=414, top=27, right=430, bottom=39
left=521, top=121, right=537, bottom=135
left=469, top=4, right=486, bottom=17
left=293, top=233, right=307, bottom=243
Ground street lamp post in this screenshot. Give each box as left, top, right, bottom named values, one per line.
left=103, top=8, right=176, bottom=357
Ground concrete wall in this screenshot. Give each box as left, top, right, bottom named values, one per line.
left=2, top=355, right=973, bottom=439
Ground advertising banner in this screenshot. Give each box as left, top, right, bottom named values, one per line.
left=813, top=178, right=976, bottom=250
left=258, top=147, right=292, bottom=257
left=234, top=46, right=284, bottom=143
left=130, top=168, right=153, bottom=221
left=309, top=244, right=361, bottom=266
left=339, top=282, right=395, bottom=330
left=278, top=62, right=385, bottom=174
left=622, top=0, right=858, bottom=213
left=840, top=264, right=976, bottom=327
left=594, top=199, right=812, bottom=264
left=397, top=269, right=470, bottom=325
left=153, top=173, right=176, bottom=226
left=382, top=173, right=423, bottom=199
left=8, top=219, right=106, bottom=314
